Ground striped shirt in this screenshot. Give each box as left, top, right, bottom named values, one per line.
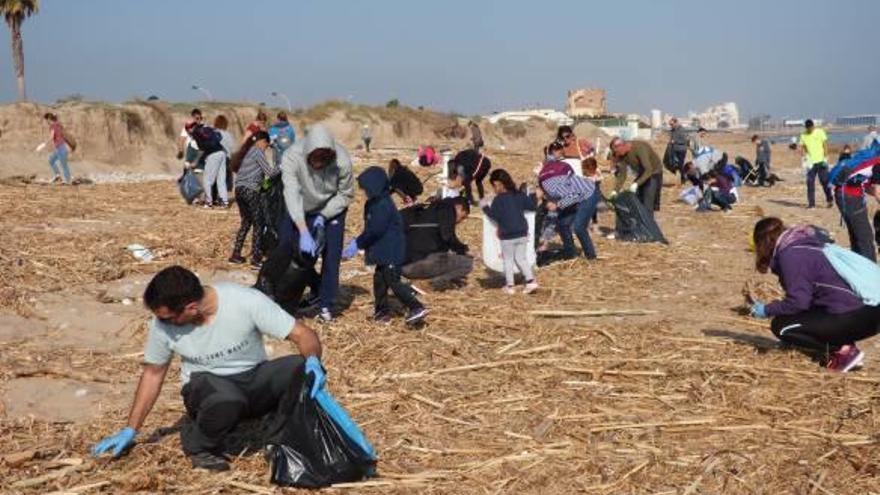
left=236, top=146, right=278, bottom=191
left=541, top=174, right=595, bottom=210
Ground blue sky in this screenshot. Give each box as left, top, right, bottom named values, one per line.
left=1, top=0, right=878, bottom=119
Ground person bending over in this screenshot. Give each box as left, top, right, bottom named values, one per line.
left=92, top=266, right=325, bottom=471
left=400, top=197, right=473, bottom=290
left=749, top=218, right=880, bottom=372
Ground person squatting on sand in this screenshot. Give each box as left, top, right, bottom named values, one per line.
left=400, top=197, right=473, bottom=290
left=342, top=166, right=428, bottom=325
left=92, top=266, right=325, bottom=471
left=481, top=169, right=539, bottom=295
left=748, top=218, right=880, bottom=373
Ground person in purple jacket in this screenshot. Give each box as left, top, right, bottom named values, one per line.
left=749, top=217, right=880, bottom=372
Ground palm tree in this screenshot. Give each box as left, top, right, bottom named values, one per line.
left=0, top=0, right=39, bottom=101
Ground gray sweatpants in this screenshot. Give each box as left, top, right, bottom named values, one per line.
left=203, top=151, right=228, bottom=204
left=500, top=237, right=533, bottom=286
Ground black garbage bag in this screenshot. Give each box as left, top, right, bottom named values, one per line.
left=267, top=369, right=377, bottom=488
left=662, top=142, right=678, bottom=175
left=259, top=174, right=286, bottom=255
left=612, top=192, right=668, bottom=244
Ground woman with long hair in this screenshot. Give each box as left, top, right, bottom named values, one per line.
left=387, top=158, right=423, bottom=206
left=229, top=131, right=277, bottom=267
left=750, top=217, right=880, bottom=372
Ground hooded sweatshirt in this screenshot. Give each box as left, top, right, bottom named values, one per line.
left=281, top=125, right=355, bottom=227
left=355, top=166, right=406, bottom=266
left=765, top=225, right=863, bottom=317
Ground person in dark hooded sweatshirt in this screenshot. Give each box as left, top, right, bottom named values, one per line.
left=749, top=217, right=880, bottom=373
left=342, top=166, right=428, bottom=325
left=256, top=125, right=354, bottom=322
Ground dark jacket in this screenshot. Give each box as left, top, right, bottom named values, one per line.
left=355, top=167, right=406, bottom=266
left=756, top=139, right=772, bottom=164
left=766, top=226, right=864, bottom=317
left=400, top=200, right=468, bottom=264
left=482, top=191, right=536, bottom=240
left=669, top=125, right=689, bottom=152
left=389, top=165, right=423, bottom=200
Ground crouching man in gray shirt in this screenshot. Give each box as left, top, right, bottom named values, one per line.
left=93, top=266, right=325, bottom=472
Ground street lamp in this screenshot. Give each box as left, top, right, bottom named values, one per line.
left=271, top=91, right=292, bottom=112
left=191, top=84, right=213, bottom=101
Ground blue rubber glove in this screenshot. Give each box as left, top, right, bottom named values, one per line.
left=304, top=356, right=326, bottom=399
left=299, top=229, right=318, bottom=256
left=92, top=427, right=136, bottom=458
left=750, top=302, right=767, bottom=319
left=312, top=215, right=326, bottom=231
left=341, top=239, right=359, bottom=260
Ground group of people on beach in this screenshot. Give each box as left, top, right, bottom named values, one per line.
left=85, top=109, right=880, bottom=476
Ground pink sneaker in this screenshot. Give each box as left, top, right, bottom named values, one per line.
left=826, top=345, right=865, bottom=373
left=503, top=286, right=516, bottom=295
left=523, top=281, right=539, bottom=294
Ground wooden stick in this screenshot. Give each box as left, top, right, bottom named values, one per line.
left=506, top=343, right=564, bottom=356
left=12, top=367, right=110, bottom=383
left=529, top=309, right=658, bottom=318
left=224, top=480, right=274, bottom=494
left=11, top=465, right=79, bottom=489
left=44, top=481, right=111, bottom=495
left=590, top=418, right=715, bottom=433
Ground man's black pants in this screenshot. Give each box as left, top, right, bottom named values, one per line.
left=180, top=355, right=304, bottom=455
left=402, top=252, right=474, bottom=290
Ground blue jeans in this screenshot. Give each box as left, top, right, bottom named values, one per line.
left=557, top=193, right=599, bottom=259
left=806, top=162, right=831, bottom=207
left=49, top=145, right=70, bottom=183
left=268, top=209, right=347, bottom=310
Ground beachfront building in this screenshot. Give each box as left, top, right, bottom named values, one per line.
left=566, top=88, right=608, bottom=118
left=687, top=102, right=740, bottom=130
left=486, top=108, right=573, bottom=126
left=835, top=114, right=880, bottom=127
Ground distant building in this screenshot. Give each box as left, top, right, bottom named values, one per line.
left=487, top=108, right=573, bottom=126
left=687, top=102, right=740, bottom=130
left=836, top=115, right=880, bottom=127
left=566, top=88, right=607, bottom=118
left=783, top=118, right=824, bottom=128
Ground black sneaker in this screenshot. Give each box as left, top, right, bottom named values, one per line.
left=189, top=452, right=230, bottom=472
left=228, top=255, right=246, bottom=264
left=372, top=310, right=392, bottom=323
left=298, top=292, right=320, bottom=309
left=405, top=306, right=429, bottom=325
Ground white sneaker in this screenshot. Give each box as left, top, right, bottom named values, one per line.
left=503, top=286, right=516, bottom=295
left=317, top=307, right=333, bottom=322
left=523, top=281, right=539, bottom=294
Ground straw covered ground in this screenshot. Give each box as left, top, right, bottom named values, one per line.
left=2, top=140, right=880, bottom=494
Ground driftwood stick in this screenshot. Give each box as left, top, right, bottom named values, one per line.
left=529, top=309, right=658, bottom=318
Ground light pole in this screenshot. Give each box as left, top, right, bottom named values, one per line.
left=191, top=84, right=213, bottom=101
left=271, top=91, right=292, bottom=112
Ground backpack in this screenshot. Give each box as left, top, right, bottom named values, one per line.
left=190, top=124, right=223, bottom=154
left=829, top=143, right=880, bottom=187
left=822, top=243, right=880, bottom=306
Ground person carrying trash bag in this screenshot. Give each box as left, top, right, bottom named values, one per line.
left=609, top=136, right=664, bottom=216
left=92, top=266, right=329, bottom=472
left=257, top=124, right=355, bottom=322
left=748, top=218, right=880, bottom=373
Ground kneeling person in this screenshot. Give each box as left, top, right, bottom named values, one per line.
left=401, top=197, right=473, bottom=290
left=93, top=266, right=325, bottom=471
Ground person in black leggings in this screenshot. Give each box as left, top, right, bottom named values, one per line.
left=749, top=217, right=880, bottom=373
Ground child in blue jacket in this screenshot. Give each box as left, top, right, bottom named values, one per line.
left=343, top=166, right=428, bottom=324
left=481, top=169, right=538, bottom=294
